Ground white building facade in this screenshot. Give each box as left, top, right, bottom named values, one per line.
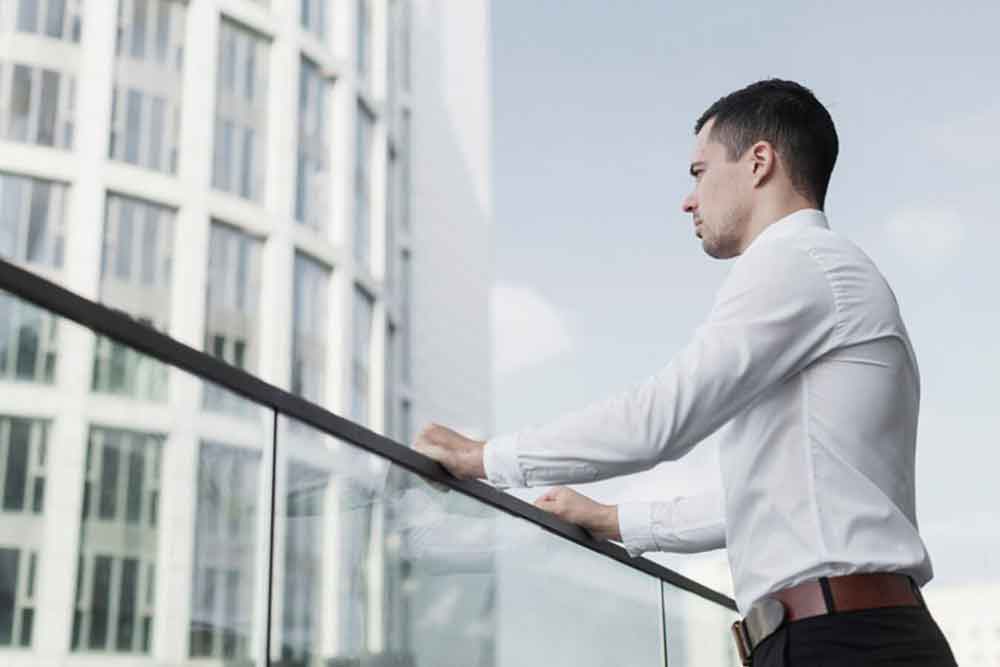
left=0, top=0, right=493, bottom=665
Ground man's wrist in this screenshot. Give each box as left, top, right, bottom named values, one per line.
left=461, top=440, right=487, bottom=479
left=594, top=504, right=621, bottom=541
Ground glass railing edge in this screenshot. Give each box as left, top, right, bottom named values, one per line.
left=0, top=257, right=738, bottom=613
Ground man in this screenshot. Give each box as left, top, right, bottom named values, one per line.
left=414, top=79, right=956, bottom=666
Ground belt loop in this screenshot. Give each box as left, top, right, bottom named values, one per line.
left=819, top=576, right=837, bottom=613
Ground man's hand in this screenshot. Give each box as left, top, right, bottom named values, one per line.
left=533, top=487, right=621, bottom=541
left=412, top=423, right=486, bottom=480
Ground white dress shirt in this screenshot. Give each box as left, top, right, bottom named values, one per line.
left=484, top=209, right=933, bottom=614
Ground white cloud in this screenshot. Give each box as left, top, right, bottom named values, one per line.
left=884, top=207, right=965, bottom=268
left=491, top=283, right=573, bottom=377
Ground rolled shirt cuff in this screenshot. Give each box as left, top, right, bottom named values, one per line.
left=483, top=433, right=526, bottom=488
left=617, top=501, right=658, bottom=557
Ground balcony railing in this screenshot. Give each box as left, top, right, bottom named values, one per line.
left=0, top=257, right=738, bottom=666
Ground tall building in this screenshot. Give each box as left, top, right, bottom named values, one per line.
left=0, top=0, right=493, bottom=664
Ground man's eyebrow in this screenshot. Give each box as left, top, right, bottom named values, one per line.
left=689, top=161, right=705, bottom=177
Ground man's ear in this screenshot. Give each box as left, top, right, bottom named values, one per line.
left=749, top=141, right=776, bottom=187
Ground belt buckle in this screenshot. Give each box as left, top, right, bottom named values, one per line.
left=730, top=620, right=752, bottom=666
left=731, top=598, right=787, bottom=666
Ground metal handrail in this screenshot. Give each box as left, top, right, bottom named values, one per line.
left=0, top=257, right=737, bottom=612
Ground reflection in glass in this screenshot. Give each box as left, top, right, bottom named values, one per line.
left=73, top=426, right=163, bottom=654
left=203, top=221, right=262, bottom=416
left=662, top=580, right=739, bottom=666
left=190, top=441, right=262, bottom=660
left=291, top=253, right=329, bottom=404
left=93, top=194, right=174, bottom=401
left=273, top=415, right=665, bottom=667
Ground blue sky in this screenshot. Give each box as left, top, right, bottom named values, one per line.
left=489, top=1, right=1000, bottom=592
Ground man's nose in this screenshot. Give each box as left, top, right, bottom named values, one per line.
left=681, top=193, right=697, bottom=214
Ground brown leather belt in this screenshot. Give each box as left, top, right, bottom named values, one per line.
left=731, top=573, right=924, bottom=665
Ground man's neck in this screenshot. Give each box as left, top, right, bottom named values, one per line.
left=739, top=196, right=820, bottom=253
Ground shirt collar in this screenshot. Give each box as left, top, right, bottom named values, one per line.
left=748, top=208, right=829, bottom=249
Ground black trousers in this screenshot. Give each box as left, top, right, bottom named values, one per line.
left=751, top=605, right=957, bottom=666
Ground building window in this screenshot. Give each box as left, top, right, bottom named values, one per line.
left=213, top=19, right=269, bottom=202
left=385, top=322, right=396, bottom=438
left=385, top=145, right=398, bottom=290
left=0, top=61, right=76, bottom=149
left=295, top=57, right=330, bottom=230
left=0, top=416, right=49, bottom=515
left=400, top=249, right=411, bottom=384
left=0, top=294, right=57, bottom=383
left=356, top=0, right=371, bottom=79
left=190, top=442, right=260, bottom=660
left=14, top=0, right=83, bottom=42
left=0, top=173, right=66, bottom=383
left=291, top=252, right=329, bottom=404
left=0, top=547, right=38, bottom=647
left=109, top=0, right=185, bottom=174
left=354, top=102, right=374, bottom=269
left=92, top=194, right=174, bottom=401
left=351, top=287, right=373, bottom=425
left=300, top=0, right=327, bottom=41
left=203, top=221, right=262, bottom=414
left=0, top=172, right=67, bottom=269
left=400, top=398, right=411, bottom=445
left=73, top=426, right=162, bottom=654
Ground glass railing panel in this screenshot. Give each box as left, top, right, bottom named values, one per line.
left=661, top=580, right=739, bottom=666
left=271, top=413, right=665, bottom=667
left=0, top=289, right=276, bottom=666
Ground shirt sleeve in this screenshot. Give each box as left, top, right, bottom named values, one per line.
left=618, top=492, right=726, bottom=556
left=483, top=241, right=842, bottom=488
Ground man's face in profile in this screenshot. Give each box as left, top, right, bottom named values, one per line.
left=681, top=119, right=752, bottom=259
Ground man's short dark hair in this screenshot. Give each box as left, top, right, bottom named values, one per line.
left=695, top=79, right=839, bottom=209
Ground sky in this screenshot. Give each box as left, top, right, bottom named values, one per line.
left=489, top=0, right=1000, bottom=595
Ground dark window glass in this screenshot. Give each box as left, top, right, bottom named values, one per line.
left=71, top=610, right=82, bottom=649
left=45, top=0, right=66, bottom=38
left=126, top=449, right=144, bottom=523
left=211, top=335, right=224, bottom=360
left=19, top=607, right=33, bottom=646
left=149, top=489, right=158, bottom=527
left=3, top=419, right=30, bottom=510
left=26, top=180, right=52, bottom=263
left=81, top=480, right=91, bottom=518
left=223, top=569, right=239, bottom=657
left=89, top=556, right=112, bottom=648
left=98, top=441, right=120, bottom=519
left=155, top=0, right=169, bottom=63
left=37, top=69, right=59, bottom=146
left=124, top=89, right=143, bottom=165
left=10, top=65, right=33, bottom=142
left=74, top=556, right=84, bottom=603
left=116, top=200, right=134, bottom=279
left=0, top=548, right=19, bottom=645
left=26, top=553, right=35, bottom=598
left=17, top=0, right=39, bottom=32
left=142, top=615, right=152, bottom=652
left=148, top=97, right=164, bottom=173
left=31, top=477, right=44, bottom=513
left=116, top=558, right=138, bottom=650
left=233, top=340, right=245, bottom=369
left=240, top=127, right=254, bottom=199
left=130, top=0, right=148, bottom=59
left=15, top=319, right=39, bottom=379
